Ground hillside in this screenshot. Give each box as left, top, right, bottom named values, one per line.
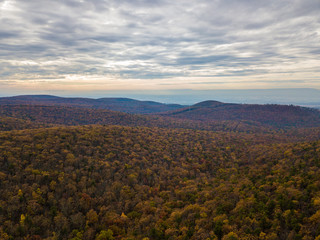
left=0, top=104, right=280, bottom=135
left=0, top=95, right=185, bottom=114
left=160, top=101, right=320, bottom=128
left=2, top=104, right=320, bottom=142
left=1, top=125, right=320, bottom=239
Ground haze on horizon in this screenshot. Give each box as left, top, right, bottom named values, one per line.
left=0, top=0, right=319, bottom=98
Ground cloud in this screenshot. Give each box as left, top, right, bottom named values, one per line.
left=0, top=0, right=319, bottom=92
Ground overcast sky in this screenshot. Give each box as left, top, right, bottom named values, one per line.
left=0, top=0, right=319, bottom=96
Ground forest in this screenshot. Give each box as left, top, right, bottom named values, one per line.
left=1, top=96, right=320, bottom=240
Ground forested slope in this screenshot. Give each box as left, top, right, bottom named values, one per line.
left=0, top=104, right=276, bottom=134
left=1, top=125, right=320, bottom=239
left=160, top=101, right=320, bottom=128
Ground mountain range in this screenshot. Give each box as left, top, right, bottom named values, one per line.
left=0, top=95, right=185, bottom=114
left=1, top=95, right=319, bottom=129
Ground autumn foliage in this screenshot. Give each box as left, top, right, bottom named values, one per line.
left=0, top=100, right=320, bottom=239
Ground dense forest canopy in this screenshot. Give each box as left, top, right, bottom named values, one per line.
left=1, top=97, right=320, bottom=240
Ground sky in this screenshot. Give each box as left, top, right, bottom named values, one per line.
left=0, top=0, right=320, bottom=100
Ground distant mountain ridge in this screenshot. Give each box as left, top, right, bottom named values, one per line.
left=0, top=95, right=185, bottom=114
left=160, top=100, right=320, bottom=128
left=1, top=95, right=320, bottom=128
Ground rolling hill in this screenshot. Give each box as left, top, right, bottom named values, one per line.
left=159, top=100, right=320, bottom=128
left=0, top=104, right=276, bottom=134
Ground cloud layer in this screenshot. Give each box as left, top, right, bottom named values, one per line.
left=0, top=0, right=319, bottom=92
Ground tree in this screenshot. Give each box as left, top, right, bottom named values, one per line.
left=96, top=229, right=114, bottom=240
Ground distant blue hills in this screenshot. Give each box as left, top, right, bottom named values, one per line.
left=0, top=95, right=186, bottom=114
